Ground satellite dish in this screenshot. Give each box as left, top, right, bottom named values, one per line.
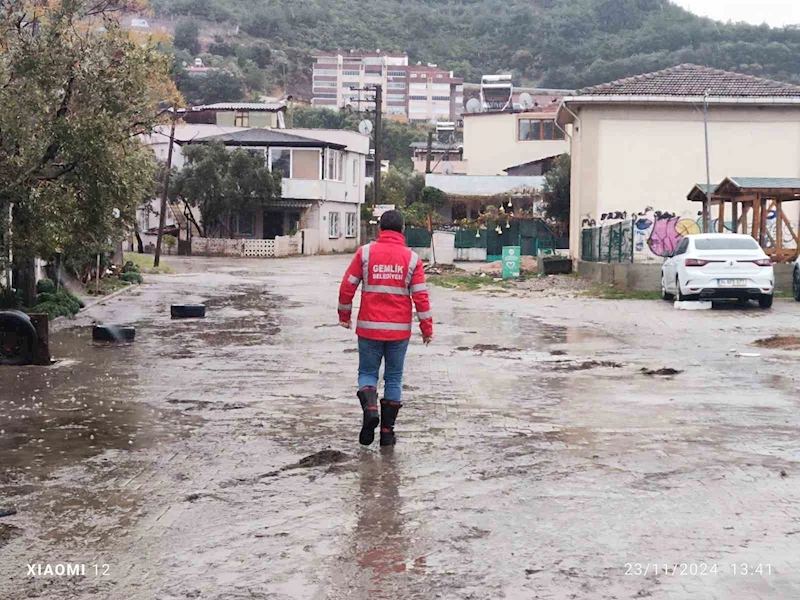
left=358, top=119, right=373, bottom=135
left=519, top=93, right=534, bottom=109
left=443, top=162, right=454, bottom=175
left=466, top=98, right=481, bottom=113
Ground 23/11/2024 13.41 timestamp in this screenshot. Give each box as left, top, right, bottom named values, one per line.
left=625, top=563, right=773, bottom=576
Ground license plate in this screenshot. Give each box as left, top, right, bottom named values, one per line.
left=718, top=279, right=747, bottom=287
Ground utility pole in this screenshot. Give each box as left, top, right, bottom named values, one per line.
left=154, top=108, right=177, bottom=268
left=703, top=91, right=712, bottom=233
left=425, top=131, right=434, bottom=174
left=373, top=84, right=382, bottom=207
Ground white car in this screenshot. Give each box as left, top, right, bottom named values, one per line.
left=661, top=234, right=774, bottom=308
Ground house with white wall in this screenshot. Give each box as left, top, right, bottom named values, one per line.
left=185, top=128, right=368, bottom=254
left=557, top=64, right=800, bottom=261
left=462, top=108, right=570, bottom=176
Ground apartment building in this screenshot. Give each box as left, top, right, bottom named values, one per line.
left=311, top=50, right=463, bottom=123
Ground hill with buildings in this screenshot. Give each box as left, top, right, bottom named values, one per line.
left=153, top=0, right=800, bottom=91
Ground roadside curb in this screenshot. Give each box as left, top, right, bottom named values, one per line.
left=52, top=283, right=141, bottom=325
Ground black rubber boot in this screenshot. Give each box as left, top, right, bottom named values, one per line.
left=380, top=400, right=402, bottom=446
left=357, top=387, right=380, bottom=446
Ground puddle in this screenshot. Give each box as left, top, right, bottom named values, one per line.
left=0, top=325, right=195, bottom=480
left=551, top=360, right=623, bottom=372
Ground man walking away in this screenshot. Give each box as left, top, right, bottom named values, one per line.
left=338, top=210, right=433, bottom=447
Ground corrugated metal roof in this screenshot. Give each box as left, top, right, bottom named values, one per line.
left=425, top=174, right=543, bottom=196
left=192, top=102, right=286, bottom=111
left=726, top=177, right=800, bottom=189
left=577, top=64, right=800, bottom=98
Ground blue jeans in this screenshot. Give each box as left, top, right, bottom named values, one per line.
left=357, top=337, right=410, bottom=403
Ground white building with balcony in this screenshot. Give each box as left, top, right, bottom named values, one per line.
left=188, top=128, right=369, bottom=254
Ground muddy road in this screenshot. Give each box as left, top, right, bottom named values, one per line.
left=2, top=255, right=800, bottom=599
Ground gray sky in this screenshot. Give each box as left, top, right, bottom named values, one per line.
left=672, top=0, right=800, bottom=26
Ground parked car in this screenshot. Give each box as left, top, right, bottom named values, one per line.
left=661, top=234, right=774, bottom=308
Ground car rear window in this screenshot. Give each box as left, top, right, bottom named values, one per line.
left=694, top=238, right=760, bottom=250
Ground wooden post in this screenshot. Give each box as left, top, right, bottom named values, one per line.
left=372, top=84, right=382, bottom=207
left=752, top=196, right=761, bottom=243
left=155, top=107, right=177, bottom=268
left=425, top=131, right=434, bottom=174
left=776, top=199, right=783, bottom=254
left=29, top=313, right=51, bottom=365
left=718, top=200, right=724, bottom=233
left=760, top=196, right=768, bottom=247
left=731, top=201, right=739, bottom=234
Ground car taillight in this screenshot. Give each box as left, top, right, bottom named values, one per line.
left=749, top=258, right=772, bottom=267
left=685, top=258, right=720, bottom=267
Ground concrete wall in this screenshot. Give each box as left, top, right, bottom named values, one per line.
left=569, top=104, right=800, bottom=259
left=463, top=111, right=569, bottom=175
left=577, top=261, right=795, bottom=293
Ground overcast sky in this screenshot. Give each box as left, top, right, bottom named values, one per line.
left=672, top=0, right=800, bottom=26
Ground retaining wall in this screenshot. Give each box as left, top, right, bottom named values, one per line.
left=577, top=261, right=795, bottom=293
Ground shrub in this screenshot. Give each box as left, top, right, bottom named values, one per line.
left=37, top=279, right=56, bottom=294
left=122, top=261, right=140, bottom=274
left=28, top=290, right=83, bottom=319
left=120, top=272, right=143, bottom=284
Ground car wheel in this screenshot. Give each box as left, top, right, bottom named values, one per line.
left=759, top=294, right=774, bottom=309
left=676, top=277, right=686, bottom=302
left=661, top=274, right=674, bottom=301
left=793, top=268, right=800, bottom=302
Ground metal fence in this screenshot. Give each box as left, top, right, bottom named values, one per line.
left=581, top=221, right=634, bottom=263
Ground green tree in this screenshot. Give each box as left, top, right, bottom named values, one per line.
left=0, top=0, right=177, bottom=303
left=174, top=142, right=282, bottom=237
left=173, top=19, right=200, bottom=56
left=176, top=68, right=246, bottom=105
left=542, top=154, right=571, bottom=232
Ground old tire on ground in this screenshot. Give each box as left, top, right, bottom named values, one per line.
left=93, top=325, right=136, bottom=342
left=0, top=310, right=39, bottom=365
left=793, top=268, right=800, bottom=302
left=171, top=304, right=206, bottom=319
left=759, top=294, right=774, bottom=309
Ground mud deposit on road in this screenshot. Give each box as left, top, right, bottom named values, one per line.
left=754, top=334, right=800, bottom=350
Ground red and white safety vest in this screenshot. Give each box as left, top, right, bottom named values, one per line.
left=338, top=230, right=433, bottom=341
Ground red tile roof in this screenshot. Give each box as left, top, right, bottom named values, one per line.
left=578, top=64, right=800, bottom=98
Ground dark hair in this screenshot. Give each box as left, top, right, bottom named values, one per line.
left=379, top=209, right=404, bottom=233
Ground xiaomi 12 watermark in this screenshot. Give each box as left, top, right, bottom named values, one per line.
left=27, top=563, right=110, bottom=577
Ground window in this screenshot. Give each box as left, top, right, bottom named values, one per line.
left=345, top=213, right=357, bottom=238
left=352, top=159, right=359, bottom=186
left=234, top=211, right=255, bottom=237
left=326, top=149, right=345, bottom=181
left=388, top=82, right=407, bottom=89
left=674, top=238, right=690, bottom=255
left=431, top=95, right=450, bottom=101
left=313, top=69, right=338, bottom=75
left=343, top=82, right=360, bottom=89
left=234, top=110, right=249, bottom=127
left=342, top=69, right=361, bottom=76
left=387, top=93, right=406, bottom=100
left=694, top=237, right=759, bottom=250
left=518, top=119, right=563, bottom=141
left=328, top=212, right=341, bottom=238
left=410, top=95, right=427, bottom=100
left=313, top=81, right=337, bottom=87
left=388, top=70, right=406, bottom=76
left=313, top=93, right=337, bottom=99
left=269, top=148, right=291, bottom=178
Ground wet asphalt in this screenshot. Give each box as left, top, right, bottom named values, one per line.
left=1, top=255, right=800, bottom=600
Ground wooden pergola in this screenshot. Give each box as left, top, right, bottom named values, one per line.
left=688, top=177, right=800, bottom=263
